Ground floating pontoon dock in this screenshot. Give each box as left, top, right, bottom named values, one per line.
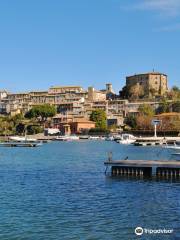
left=133, top=137, right=180, bottom=146
left=104, top=159, right=180, bottom=179
left=0, top=142, right=42, bottom=147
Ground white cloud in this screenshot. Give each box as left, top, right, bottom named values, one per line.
left=155, top=23, right=180, bottom=31
left=129, top=0, right=180, bottom=17
left=122, top=0, right=180, bottom=32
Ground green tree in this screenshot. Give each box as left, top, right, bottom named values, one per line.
left=172, top=101, right=180, bottom=112
left=89, top=128, right=110, bottom=135
left=90, top=109, right=107, bottom=129
left=0, top=115, right=24, bottom=136
left=135, top=104, right=155, bottom=130
left=156, top=99, right=170, bottom=114
left=167, top=86, right=180, bottom=100
left=16, top=123, right=25, bottom=135
left=172, top=86, right=180, bottom=92
left=138, top=104, right=155, bottom=117
left=26, top=125, right=44, bottom=135
left=25, top=104, right=56, bottom=121
left=124, top=115, right=137, bottom=129
left=119, top=86, right=128, bottom=99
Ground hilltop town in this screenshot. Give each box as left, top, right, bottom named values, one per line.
left=0, top=71, right=180, bottom=136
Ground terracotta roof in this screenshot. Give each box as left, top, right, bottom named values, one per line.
left=72, top=118, right=95, bottom=123
left=155, top=112, right=180, bottom=117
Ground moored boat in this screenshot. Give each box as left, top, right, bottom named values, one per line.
left=89, top=136, right=101, bottom=140
left=9, top=136, right=39, bottom=143
left=56, top=135, right=80, bottom=141
left=105, top=136, right=114, bottom=141
left=113, top=135, right=122, bottom=141
left=117, top=134, right=136, bottom=145
left=79, top=135, right=89, bottom=140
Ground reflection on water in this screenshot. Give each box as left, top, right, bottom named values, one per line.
left=0, top=141, right=179, bottom=239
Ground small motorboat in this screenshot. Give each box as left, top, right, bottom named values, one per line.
left=56, top=135, right=79, bottom=141
left=117, top=134, right=136, bottom=145
left=105, top=136, right=114, bottom=141
left=9, top=136, right=39, bottom=143
left=89, top=136, right=101, bottom=140
left=113, top=135, right=122, bottom=141
left=79, top=135, right=89, bottom=140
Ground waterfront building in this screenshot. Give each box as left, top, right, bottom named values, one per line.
left=106, top=83, right=115, bottom=94
left=107, top=115, right=124, bottom=128
left=0, top=92, right=31, bottom=115
left=52, top=114, right=95, bottom=134
left=29, top=91, right=49, bottom=105
left=0, top=90, right=8, bottom=100
left=82, top=100, right=108, bottom=119
left=0, top=81, right=169, bottom=128
left=100, top=83, right=119, bottom=100
left=57, top=99, right=85, bottom=116
left=48, top=86, right=83, bottom=94
left=100, top=83, right=115, bottom=94
left=30, top=94, right=55, bottom=106
left=70, top=118, right=96, bottom=134
left=124, top=101, right=160, bottom=117
left=0, top=84, right=113, bottom=117
left=0, top=86, right=87, bottom=115
left=126, top=72, right=168, bottom=97
left=108, top=99, right=128, bottom=117
left=88, top=87, right=106, bottom=102
left=0, top=102, right=8, bottom=114
left=92, top=100, right=108, bottom=112
left=107, top=100, right=130, bottom=128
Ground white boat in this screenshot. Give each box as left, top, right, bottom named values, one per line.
left=55, top=136, right=67, bottom=141
left=56, top=135, right=79, bottom=141
left=105, top=136, right=114, bottom=141
left=117, top=134, right=136, bottom=145
left=99, top=136, right=106, bottom=140
left=89, top=136, right=101, bottom=140
left=9, top=136, right=39, bottom=142
left=113, top=135, right=122, bottom=141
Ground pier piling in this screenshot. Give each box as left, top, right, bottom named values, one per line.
left=105, top=160, right=180, bottom=180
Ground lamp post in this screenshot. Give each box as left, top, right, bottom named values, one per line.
left=151, top=119, right=161, bottom=138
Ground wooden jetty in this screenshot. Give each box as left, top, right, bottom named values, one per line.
left=104, top=159, right=180, bottom=179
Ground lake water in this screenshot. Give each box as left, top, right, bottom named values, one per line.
left=0, top=141, right=180, bottom=240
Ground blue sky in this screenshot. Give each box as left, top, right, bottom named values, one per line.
left=0, top=0, right=180, bottom=93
